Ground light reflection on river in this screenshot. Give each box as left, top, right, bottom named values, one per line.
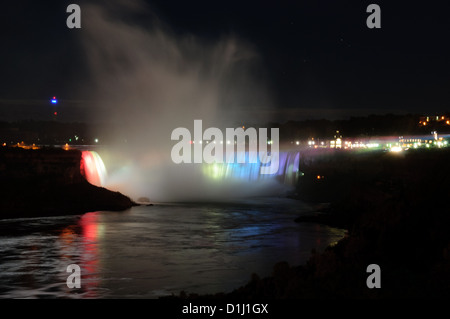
left=0, top=198, right=345, bottom=298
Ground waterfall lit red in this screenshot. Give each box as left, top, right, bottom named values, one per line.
left=80, top=151, right=107, bottom=187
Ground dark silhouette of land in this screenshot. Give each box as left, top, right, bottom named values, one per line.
left=0, top=147, right=135, bottom=219
left=2, top=113, right=450, bottom=146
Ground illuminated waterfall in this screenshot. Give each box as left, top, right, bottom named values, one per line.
left=99, top=150, right=300, bottom=202
left=80, top=151, right=108, bottom=187
left=201, top=151, right=300, bottom=186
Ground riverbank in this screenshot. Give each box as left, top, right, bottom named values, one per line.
left=0, top=147, right=135, bottom=219
left=167, top=148, right=450, bottom=298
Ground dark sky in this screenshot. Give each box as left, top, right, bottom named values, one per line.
left=1, top=0, right=450, bottom=122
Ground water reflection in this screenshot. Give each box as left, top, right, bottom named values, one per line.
left=58, top=212, right=102, bottom=298
left=0, top=199, right=346, bottom=298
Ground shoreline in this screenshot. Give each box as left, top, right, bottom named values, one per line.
left=0, top=180, right=137, bottom=220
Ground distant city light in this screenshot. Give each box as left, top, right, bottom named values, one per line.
left=390, top=146, right=403, bottom=153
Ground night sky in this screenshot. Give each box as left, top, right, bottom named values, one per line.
left=1, top=0, right=450, bottom=122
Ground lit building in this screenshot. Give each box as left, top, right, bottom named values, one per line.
left=399, top=134, right=448, bottom=149
left=330, top=130, right=342, bottom=149
left=418, top=114, right=450, bottom=126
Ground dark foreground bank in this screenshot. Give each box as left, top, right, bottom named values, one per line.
left=0, top=147, right=135, bottom=219
left=165, top=148, right=450, bottom=298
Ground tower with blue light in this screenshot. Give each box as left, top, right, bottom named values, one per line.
left=51, top=96, right=58, bottom=119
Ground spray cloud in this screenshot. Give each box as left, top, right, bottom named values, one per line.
left=80, top=0, right=285, bottom=202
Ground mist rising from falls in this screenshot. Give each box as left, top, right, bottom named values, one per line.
left=80, top=1, right=295, bottom=202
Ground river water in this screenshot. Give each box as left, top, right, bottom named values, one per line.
left=0, top=197, right=345, bottom=299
